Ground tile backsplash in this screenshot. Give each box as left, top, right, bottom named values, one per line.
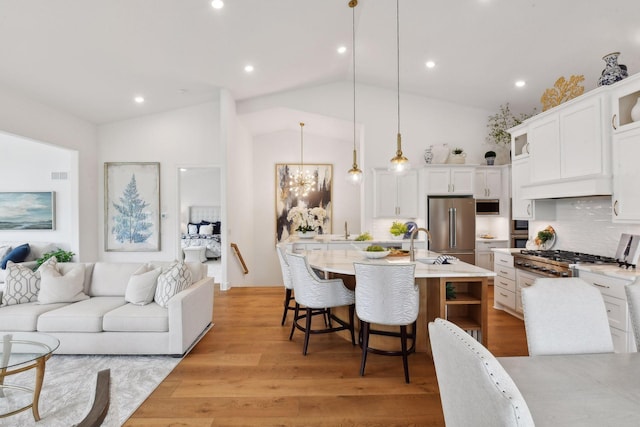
left=530, top=196, right=640, bottom=257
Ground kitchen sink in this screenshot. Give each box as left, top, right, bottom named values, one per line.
left=416, top=257, right=437, bottom=264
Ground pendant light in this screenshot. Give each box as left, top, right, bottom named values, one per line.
left=288, top=122, right=316, bottom=198
left=346, top=0, right=363, bottom=185
left=388, top=0, right=411, bottom=173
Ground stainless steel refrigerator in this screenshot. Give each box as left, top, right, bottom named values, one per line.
left=427, top=196, right=476, bottom=264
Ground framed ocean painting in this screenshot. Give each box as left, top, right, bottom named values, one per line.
left=0, top=192, right=56, bottom=230
left=105, top=162, right=161, bottom=252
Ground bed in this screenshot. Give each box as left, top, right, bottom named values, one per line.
left=181, top=206, right=222, bottom=259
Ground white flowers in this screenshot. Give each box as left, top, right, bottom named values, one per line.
left=287, top=205, right=327, bottom=233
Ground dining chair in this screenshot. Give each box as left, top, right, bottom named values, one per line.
left=521, top=277, right=614, bottom=356
left=624, top=277, right=640, bottom=351
left=429, top=318, right=535, bottom=427
left=286, top=252, right=355, bottom=355
left=276, top=245, right=295, bottom=325
left=353, top=262, right=418, bottom=383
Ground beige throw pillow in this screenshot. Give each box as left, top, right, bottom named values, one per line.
left=38, top=264, right=89, bottom=304
left=125, top=264, right=161, bottom=306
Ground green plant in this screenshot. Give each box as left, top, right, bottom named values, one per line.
left=390, top=221, right=408, bottom=236
left=365, top=245, right=385, bottom=252
left=446, top=282, right=457, bottom=300
left=484, top=150, right=496, bottom=158
left=486, top=103, right=536, bottom=146
left=355, top=232, right=373, bottom=241
left=36, top=249, right=75, bottom=267
left=452, top=147, right=464, bottom=155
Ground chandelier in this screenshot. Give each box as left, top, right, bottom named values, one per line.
left=346, top=0, right=363, bottom=185
left=388, top=0, right=411, bottom=173
left=289, top=122, right=316, bottom=198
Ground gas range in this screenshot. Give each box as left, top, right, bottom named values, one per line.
left=513, top=249, right=618, bottom=278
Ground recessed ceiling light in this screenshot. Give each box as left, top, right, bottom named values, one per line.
left=211, top=0, right=224, bottom=9
left=337, top=46, right=347, bottom=54
left=134, top=96, right=145, bottom=104
left=515, top=80, right=526, bottom=88
left=244, top=64, right=254, bottom=73
left=425, top=60, right=436, bottom=69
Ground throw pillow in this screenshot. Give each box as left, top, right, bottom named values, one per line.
left=199, top=224, right=214, bottom=235
left=1, top=257, right=58, bottom=306
left=154, top=262, right=192, bottom=308
left=0, top=245, right=12, bottom=260
left=38, top=264, right=89, bottom=304
left=1, top=243, right=30, bottom=269
left=125, top=264, right=162, bottom=306
left=187, top=223, right=199, bottom=235
left=212, top=221, right=221, bottom=234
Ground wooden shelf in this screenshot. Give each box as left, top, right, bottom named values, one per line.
left=446, top=315, right=481, bottom=331
left=445, top=293, right=481, bottom=305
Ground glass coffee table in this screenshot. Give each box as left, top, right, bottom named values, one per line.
left=0, top=332, right=60, bottom=421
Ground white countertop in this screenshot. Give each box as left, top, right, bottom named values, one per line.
left=573, top=263, right=640, bottom=281
left=305, top=249, right=496, bottom=278
left=476, top=238, right=509, bottom=242
left=492, top=248, right=522, bottom=255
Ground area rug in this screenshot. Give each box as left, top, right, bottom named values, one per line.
left=0, top=354, right=180, bottom=427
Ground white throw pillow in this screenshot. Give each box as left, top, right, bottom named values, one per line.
left=38, top=264, right=89, bottom=304
left=0, top=245, right=12, bottom=260
left=199, top=224, right=213, bottom=235
left=1, top=257, right=58, bottom=306
left=154, top=262, right=192, bottom=308
left=125, top=264, right=161, bottom=306
left=187, top=223, right=199, bottom=235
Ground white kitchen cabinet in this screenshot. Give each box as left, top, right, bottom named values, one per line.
left=610, top=73, right=640, bottom=223
left=373, top=169, right=418, bottom=218
left=476, top=240, right=508, bottom=270
left=511, top=157, right=555, bottom=221
left=424, top=166, right=474, bottom=195
left=493, top=251, right=518, bottom=316
left=529, top=113, right=560, bottom=183
left=474, top=167, right=502, bottom=199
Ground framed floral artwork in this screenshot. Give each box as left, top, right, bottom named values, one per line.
left=105, top=162, right=160, bottom=251
left=275, top=163, right=332, bottom=243
left=0, top=192, right=55, bottom=230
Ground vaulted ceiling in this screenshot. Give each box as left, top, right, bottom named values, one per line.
left=1, top=0, right=638, bottom=124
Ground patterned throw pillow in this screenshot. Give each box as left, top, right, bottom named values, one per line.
left=154, top=262, right=192, bottom=308
left=1, top=257, right=58, bottom=306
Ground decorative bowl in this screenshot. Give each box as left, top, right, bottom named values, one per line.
left=360, top=250, right=391, bottom=259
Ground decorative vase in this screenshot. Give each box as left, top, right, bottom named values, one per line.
left=597, top=52, right=628, bottom=86
left=298, top=230, right=316, bottom=239
left=485, top=157, right=496, bottom=166
left=631, top=97, right=640, bottom=122
left=423, top=147, right=433, bottom=164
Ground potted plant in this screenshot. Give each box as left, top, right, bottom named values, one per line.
left=484, top=150, right=497, bottom=165
left=35, top=248, right=75, bottom=268
left=449, top=147, right=466, bottom=164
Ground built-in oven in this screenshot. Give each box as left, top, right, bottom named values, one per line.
left=510, top=235, right=528, bottom=249
left=511, top=219, right=529, bottom=234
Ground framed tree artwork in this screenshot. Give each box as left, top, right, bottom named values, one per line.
left=104, top=162, right=161, bottom=251
left=275, top=163, right=332, bottom=243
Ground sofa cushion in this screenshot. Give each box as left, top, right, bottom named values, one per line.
left=24, top=242, right=58, bottom=262
left=125, top=264, right=161, bottom=306
left=0, top=301, right=69, bottom=331
left=1, top=243, right=30, bottom=269
left=154, top=262, right=192, bottom=308
left=58, top=262, right=95, bottom=295
left=103, top=302, right=169, bottom=332
left=38, top=263, right=89, bottom=304
left=90, top=262, right=145, bottom=297
left=1, top=257, right=57, bottom=306
left=37, top=297, right=126, bottom=332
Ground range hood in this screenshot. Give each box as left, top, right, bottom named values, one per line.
left=520, top=175, right=612, bottom=200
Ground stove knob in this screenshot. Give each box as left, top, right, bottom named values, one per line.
left=531, top=265, right=539, bottom=270
left=524, top=263, right=531, bottom=268
left=561, top=272, right=569, bottom=277
left=548, top=269, right=557, bottom=275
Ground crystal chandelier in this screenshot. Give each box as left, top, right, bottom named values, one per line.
left=388, top=0, right=411, bottom=173
left=346, top=0, right=363, bottom=185
left=289, top=122, right=316, bottom=198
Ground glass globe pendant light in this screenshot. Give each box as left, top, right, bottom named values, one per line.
left=346, top=0, right=363, bottom=185
left=388, top=0, right=411, bottom=173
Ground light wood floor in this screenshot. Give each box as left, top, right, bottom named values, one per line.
left=125, top=285, right=528, bottom=426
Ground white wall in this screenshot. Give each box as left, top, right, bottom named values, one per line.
left=0, top=84, right=97, bottom=260
left=98, top=101, right=220, bottom=262
left=530, top=196, right=640, bottom=257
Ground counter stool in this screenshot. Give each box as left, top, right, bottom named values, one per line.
left=286, top=252, right=355, bottom=355
left=354, top=262, right=418, bottom=383
left=276, top=245, right=296, bottom=325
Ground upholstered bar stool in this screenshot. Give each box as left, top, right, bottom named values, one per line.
left=353, top=262, right=418, bottom=383
left=276, top=245, right=296, bottom=325
left=286, top=252, right=355, bottom=355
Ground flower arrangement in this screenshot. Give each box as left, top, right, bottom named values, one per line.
left=287, top=205, right=327, bottom=233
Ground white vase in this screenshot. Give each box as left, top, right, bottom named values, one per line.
left=298, top=231, right=316, bottom=239
left=631, top=97, right=640, bottom=122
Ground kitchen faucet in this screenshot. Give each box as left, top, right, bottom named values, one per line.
left=344, top=221, right=349, bottom=240
left=410, top=227, right=432, bottom=262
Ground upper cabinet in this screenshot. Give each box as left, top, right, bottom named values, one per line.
left=424, top=165, right=474, bottom=195
left=610, top=73, right=640, bottom=222
left=373, top=169, right=418, bottom=218
left=474, top=167, right=502, bottom=199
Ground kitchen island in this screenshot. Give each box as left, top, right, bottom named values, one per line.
left=303, top=248, right=496, bottom=355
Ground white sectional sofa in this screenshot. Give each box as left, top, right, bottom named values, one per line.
left=0, top=261, right=214, bottom=356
